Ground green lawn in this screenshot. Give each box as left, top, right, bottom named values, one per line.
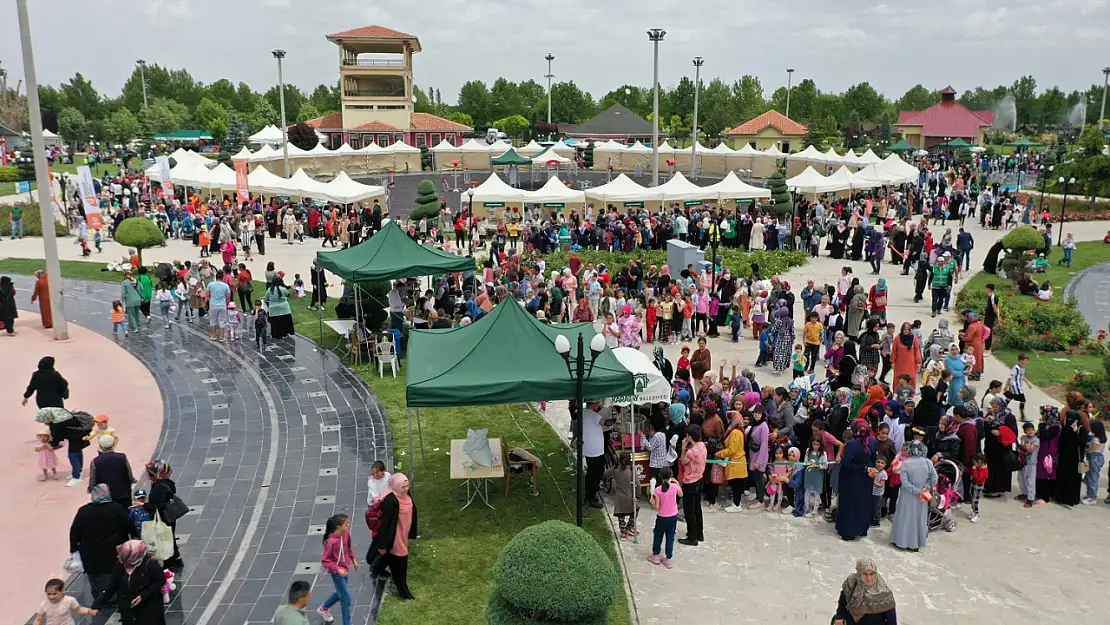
left=960, top=240, right=1110, bottom=393
left=0, top=161, right=123, bottom=197
left=0, top=258, right=633, bottom=625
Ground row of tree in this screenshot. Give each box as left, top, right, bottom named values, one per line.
left=1, top=62, right=1105, bottom=151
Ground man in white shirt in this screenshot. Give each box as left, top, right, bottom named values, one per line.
left=674, top=212, right=689, bottom=241
left=388, top=281, right=406, bottom=330
left=581, top=401, right=607, bottom=508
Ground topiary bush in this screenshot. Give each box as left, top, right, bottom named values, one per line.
left=486, top=521, right=618, bottom=625
left=410, top=179, right=442, bottom=221
left=958, top=285, right=1090, bottom=352
left=114, top=217, right=165, bottom=264
left=766, top=171, right=793, bottom=218
left=1002, top=225, right=1046, bottom=256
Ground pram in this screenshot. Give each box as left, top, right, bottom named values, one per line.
left=928, top=459, right=962, bottom=532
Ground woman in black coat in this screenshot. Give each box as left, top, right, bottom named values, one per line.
left=0, top=275, right=17, bottom=335
left=22, top=356, right=69, bottom=409
left=142, top=460, right=183, bottom=569
left=70, top=484, right=139, bottom=604
left=91, top=539, right=166, bottom=625
left=370, top=474, right=418, bottom=600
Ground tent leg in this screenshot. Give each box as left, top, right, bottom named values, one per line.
left=417, top=408, right=426, bottom=467
left=317, top=290, right=324, bottom=359
left=629, top=406, right=637, bottom=544
left=407, top=407, right=416, bottom=495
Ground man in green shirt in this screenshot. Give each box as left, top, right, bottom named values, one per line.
left=273, top=581, right=311, bottom=625
left=930, top=252, right=955, bottom=317
left=9, top=204, right=24, bottom=239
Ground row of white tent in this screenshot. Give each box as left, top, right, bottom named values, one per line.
left=148, top=150, right=385, bottom=204
left=461, top=171, right=771, bottom=217
left=785, top=153, right=921, bottom=194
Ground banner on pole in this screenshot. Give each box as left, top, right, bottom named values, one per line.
left=234, top=160, right=250, bottom=204
left=155, top=156, right=174, bottom=195
left=0, top=137, right=7, bottom=165
left=76, top=165, right=104, bottom=230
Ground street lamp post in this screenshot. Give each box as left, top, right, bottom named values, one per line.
left=136, top=59, right=148, bottom=108
left=1057, top=176, right=1076, bottom=245
left=466, top=188, right=474, bottom=257
left=555, top=332, right=606, bottom=527
left=544, top=53, right=555, bottom=130
left=648, top=28, right=666, bottom=188
left=272, top=49, right=290, bottom=178
left=1038, top=164, right=1054, bottom=215
left=1100, top=67, right=1110, bottom=131
left=785, top=68, right=795, bottom=120
left=690, top=57, right=704, bottom=179
left=16, top=0, right=68, bottom=340
left=709, top=217, right=720, bottom=287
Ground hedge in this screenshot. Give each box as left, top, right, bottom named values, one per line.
left=536, top=248, right=808, bottom=281
left=0, top=165, right=20, bottom=183
left=488, top=521, right=618, bottom=624
left=0, top=203, right=69, bottom=236
left=956, top=281, right=1090, bottom=352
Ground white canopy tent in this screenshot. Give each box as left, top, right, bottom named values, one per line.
left=389, top=140, right=422, bottom=172
left=169, top=148, right=212, bottom=168
left=248, top=124, right=284, bottom=145
left=656, top=171, right=711, bottom=203
left=610, top=348, right=671, bottom=406
left=822, top=166, right=880, bottom=193
left=655, top=141, right=677, bottom=157
left=248, top=165, right=289, bottom=194
left=517, top=140, right=545, bottom=156
left=622, top=141, right=652, bottom=172
left=532, top=147, right=572, bottom=166
left=593, top=140, right=627, bottom=170
left=584, top=174, right=661, bottom=204
left=786, top=144, right=825, bottom=163
left=853, top=163, right=905, bottom=186
left=841, top=149, right=860, bottom=167
left=247, top=144, right=278, bottom=163
left=230, top=146, right=253, bottom=162
left=522, top=176, right=586, bottom=205
left=786, top=166, right=835, bottom=194
left=702, top=171, right=772, bottom=201
left=463, top=173, right=525, bottom=218
left=549, top=141, right=575, bottom=156
left=857, top=148, right=883, bottom=165
left=881, top=154, right=920, bottom=183
left=430, top=139, right=463, bottom=170
left=269, top=168, right=331, bottom=200
left=320, top=172, right=386, bottom=203
left=823, top=148, right=843, bottom=165
left=487, top=140, right=513, bottom=156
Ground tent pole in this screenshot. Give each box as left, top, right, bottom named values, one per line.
left=407, top=407, right=416, bottom=495
left=417, top=408, right=426, bottom=467
left=629, top=405, right=637, bottom=543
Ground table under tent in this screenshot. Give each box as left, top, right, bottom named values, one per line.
left=404, top=300, right=634, bottom=513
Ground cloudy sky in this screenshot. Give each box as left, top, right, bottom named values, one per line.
left=2, top=0, right=1107, bottom=103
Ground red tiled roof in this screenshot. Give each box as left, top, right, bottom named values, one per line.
left=726, top=109, right=807, bottom=136
left=304, top=113, right=343, bottom=130
left=896, top=102, right=994, bottom=137
left=354, top=121, right=400, bottom=131
left=410, top=112, right=472, bottom=131
left=327, top=25, right=416, bottom=39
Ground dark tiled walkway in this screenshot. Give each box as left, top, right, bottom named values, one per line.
left=11, top=276, right=392, bottom=625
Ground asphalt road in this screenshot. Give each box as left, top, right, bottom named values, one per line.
left=1066, top=261, right=1110, bottom=336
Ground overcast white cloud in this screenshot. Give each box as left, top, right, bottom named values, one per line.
left=1, top=0, right=1107, bottom=105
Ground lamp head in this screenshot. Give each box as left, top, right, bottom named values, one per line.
left=787, top=68, right=795, bottom=74
left=136, top=59, right=145, bottom=66
left=590, top=333, right=606, bottom=355
left=1058, top=176, right=1065, bottom=183
left=272, top=49, right=286, bottom=59
left=1068, top=177, right=1076, bottom=184
left=693, top=57, right=704, bottom=68
left=545, top=53, right=555, bottom=62
left=555, top=334, right=571, bottom=356
left=467, top=188, right=474, bottom=198
left=647, top=28, right=666, bottom=41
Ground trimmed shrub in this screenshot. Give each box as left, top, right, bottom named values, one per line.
left=958, top=286, right=1090, bottom=351
left=114, top=217, right=165, bottom=264
left=410, top=179, right=442, bottom=221
left=0, top=203, right=68, bottom=236
left=0, top=165, right=20, bottom=183
left=1001, top=225, right=1046, bottom=255
left=535, top=248, right=807, bottom=282
left=488, top=521, right=618, bottom=625
left=767, top=171, right=792, bottom=218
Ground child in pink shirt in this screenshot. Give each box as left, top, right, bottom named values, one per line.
left=648, top=467, right=683, bottom=569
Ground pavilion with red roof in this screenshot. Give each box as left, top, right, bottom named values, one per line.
left=303, top=25, right=472, bottom=150
left=895, top=86, right=994, bottom=149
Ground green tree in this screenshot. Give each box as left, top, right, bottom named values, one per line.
left=115, top=217, right=165, bottom=264
left=731, top=75, right=767, bottom=122
left=767, top=171, right=792, bottom=217
left=698, top=78, right=734, bottom=139
left=517, top=79, right=547, bottom=121
left=493, top=114, right=529, bottom=139
left=664, top=76, right=696, bottom=122
left=193, top=97, right=228, bottom=138
left=458, top=80, right=491, bottom=129
left=309, top=83, right=341, bottom=113
left=550, top=81, right=595, bottom=124
left=1011, top=75, right=1038, bottom=126
left=140, top=97, right=189, bottom=136
left=104, top=108, right=140, bottom=143
left=410, top=179, right=442, bottom=220
left=59, top=73, right=102, bottom=121
left=895, top=84, right=939, bottom=112
left=490, top=78, right=524, bottom=121
left=297, top=102, right=320, bottom=123
left=771, top=78, right=818, bottom=123
left=37, top=85, right=62, bottom=133
left=264, top=84, right=306, bottom=126
left=598, top=85, right=650, bottom=118
left=447, top=111, right=474, bottom=128
left=57, top=107, right=87, bottom=144
left=841, top=81, right=887, bottom=122
left=247, top=99, right=278, bottom=131
left=222, top=108, right=249, bottom=155
left=286, top=122, right=318, bottom=150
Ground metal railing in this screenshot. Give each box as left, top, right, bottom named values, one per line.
left=342, top=58, right=405, bottom=67
left=343, top=88, right=406, bottom=98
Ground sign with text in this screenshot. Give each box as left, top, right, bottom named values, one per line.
left=16, top=180, right=30, bottom=193
left=155, top=156, right=174, bottom=195
left=234, top=160, right=250, bottom=204
left=76, top=165, right=104, bottom=230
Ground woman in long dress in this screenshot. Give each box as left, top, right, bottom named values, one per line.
left=943, top=343, right=966, bottom=406
left=833, top=557, right=898, bottom=625
left=265, top=275, right=295, bottom=339
left=30, top=270, right=53, bottom=328
left=1054, top=392, right=1090, bottom=506
left=749, top=219, right=765, bottom=251
left=983, top=396, right=1019, bottom=497
left=771, top=301, right=794, bottom=374
left=890, top=440, right=937, bottom=551
left=890, top=322, right=921, bottom=392
left=844, top=284, right=868, bottom=341
left=836, top=422, right=876, bottom=541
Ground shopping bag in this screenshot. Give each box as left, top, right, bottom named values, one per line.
left=63, top=552, right=84, bottom=574
left=142, top=518, right=175, bottom=562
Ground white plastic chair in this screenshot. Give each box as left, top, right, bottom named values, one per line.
left=375, top=341, right=398, bottom=378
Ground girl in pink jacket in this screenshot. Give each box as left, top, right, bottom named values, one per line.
left=317, top=513, right=359, bottom=624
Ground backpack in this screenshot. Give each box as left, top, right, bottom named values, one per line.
left=67, top=410, right=95, bottom=440
left=365, top=498, right=384, bottom=535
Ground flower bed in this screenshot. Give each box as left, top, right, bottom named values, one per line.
left=535, top=248, right=808, bottom=280
left=956, top=277, right=1090, bottom=352
left=1016, top=192, right=1110, bottom=222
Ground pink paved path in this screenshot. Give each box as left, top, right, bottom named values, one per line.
left=2, top=311, right=163, bottom=624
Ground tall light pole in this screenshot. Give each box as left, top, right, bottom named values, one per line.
left=785, top=68, right=795, bottom=120
left=1058, top=176, right=1076, bottom=245
left=272, top=49, right=290, bottom=177
left=136, top=59, right=148, bottom=108
left=690, top=56, right=704, bottom=179
left=16, top=0, right=68, bottom=340
left=544, top=53, right=555, bottom=128
left=648, top=28, right=666, bottom=187
left=555, top=332, right=606, bottom=527
left=1100, top=67, right=1110, bottom=131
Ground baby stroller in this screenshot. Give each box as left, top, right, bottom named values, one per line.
left=928, top=459, right=962, bottom=532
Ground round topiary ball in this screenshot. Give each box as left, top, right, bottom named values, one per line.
left=1001, top=225, right=1045, bottom=255
left=490, top=520, right=618, bottom=624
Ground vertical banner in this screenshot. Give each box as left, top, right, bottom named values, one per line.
left=155, top=155, right=174, bottom=196
left=76, top=165, right=103, bottom=230
left=234, top=160, right=250, bottom=204
left=0, top=136, right=7, bottom=164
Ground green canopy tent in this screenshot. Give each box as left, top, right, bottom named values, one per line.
left=489, top=147, right=533, bottom=166
left=936, top=137, right=972, bottom=148
left=315, top=219, right=473, bottom=281
left=887, top=138, right=916, bottom=152
left=405, top=300, right=634, bottom=507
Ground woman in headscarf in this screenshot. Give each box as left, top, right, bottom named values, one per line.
left=143, top=460, right=183, bottom=569
left=858, top=318, right=882, bottom=376
left=771, top=301, right=795, bottom=375
left=69, top=484, right=139, bottom=604
left=835, top=341, right=861, bottom=391
left=618, top=305, right=641, bottom=348
left=925, top=319, right=954, bottom=357
left=890, top=322, right=921, bottom=393
left=370, top=473, right=417, bottom=600
left=890, top=439, right=938, bottom=551
left=865, top=226, right=885, bottom=275
left=745, top=406, right=770, bottom=508
left=715, top=410, right=749, bottom=512
left=90, top=539, right=167, bottom=624
left=1054, top=392, right=1091, bottom=506
left=824, top=331, right=847, bottom=380
left=652, top=346, right=674, bottom=383
left=833, top=557, right=898, bottom=624
left=265, top=273, right=295, bottom=339
left=844, top=284, right=868, bottom=340
left=1036, top=406, right=1062, bottom=503
left=943, top=342, right=966, bottom=406
left=571, top=296, right=593, bottom=323
left=857, top=384, right=885, bottom=424
left=30, top=270, right=53, bottom=328
left=750, top=290, right=768, bottom=340
left=0, top=275, right=16, bottom=336
left=982, top=396, right=1019, bottom=498
left=963, top=311, right=985, bottom=380
left=836, top=421, right=877, bottom=541
left=867, top=278, right=888, bottom=321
